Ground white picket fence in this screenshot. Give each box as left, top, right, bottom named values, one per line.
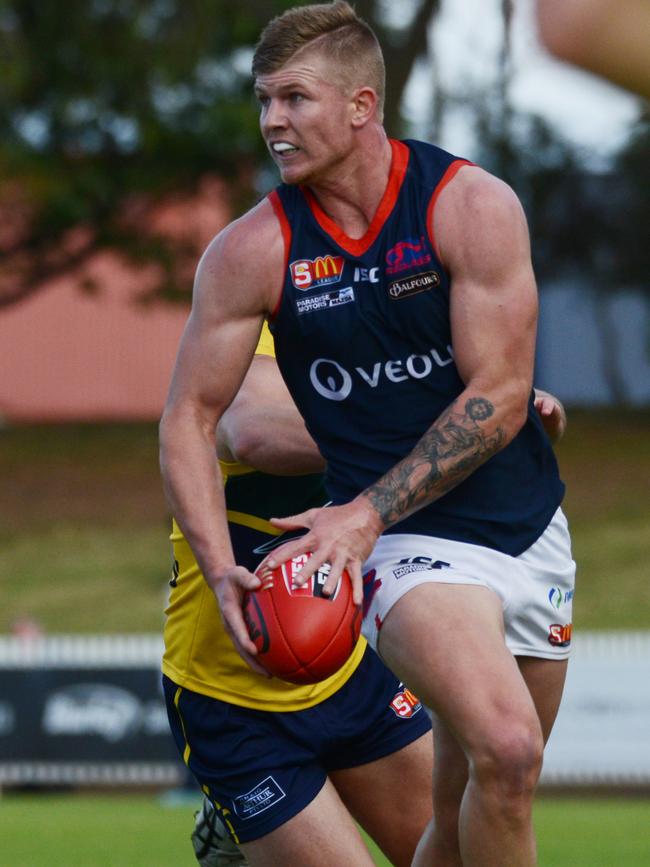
left=1, top=631, right=649, bottom=787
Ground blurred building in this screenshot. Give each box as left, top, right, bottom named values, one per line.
left=0, top=178, right=230, bottom=422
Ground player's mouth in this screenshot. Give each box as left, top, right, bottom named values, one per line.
left=271, top=141, right=299, bottom=157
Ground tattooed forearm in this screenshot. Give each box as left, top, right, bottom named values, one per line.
left=365, top=396, right=505, bottom=527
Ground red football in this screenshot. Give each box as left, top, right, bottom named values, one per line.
left=243, top=554, right=362, bottom=684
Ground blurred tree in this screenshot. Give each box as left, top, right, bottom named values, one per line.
left=0, top=0, right=440, bottom=308
left=472, top=104, right=649, bottom=404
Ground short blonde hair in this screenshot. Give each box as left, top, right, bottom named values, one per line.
left=252, top=1, right=385, bottom=120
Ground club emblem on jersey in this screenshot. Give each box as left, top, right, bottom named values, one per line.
left=290, top=255, right=345, bottom=290
left=385, top=236, right=432, bottom=275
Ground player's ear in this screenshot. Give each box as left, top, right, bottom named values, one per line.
left=350, top=86, right=377, bottom=128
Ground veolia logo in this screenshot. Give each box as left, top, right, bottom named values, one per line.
left=309, top=359, right=353, bottom=401
left=309, top=346, right=454, bottom=402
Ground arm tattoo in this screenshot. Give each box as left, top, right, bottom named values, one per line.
left=366, top=396, right=505, bottom=527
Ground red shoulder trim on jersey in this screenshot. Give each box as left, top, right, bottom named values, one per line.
left=426, top=158, right=474, bottom=268
left=267, top=190, right=292, bottom=321
left=301, top=139, right=410, bottom=257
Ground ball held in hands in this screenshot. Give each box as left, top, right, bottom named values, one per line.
left=243, top=553, right=362, bottom=684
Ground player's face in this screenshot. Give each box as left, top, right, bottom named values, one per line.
left=255, top=52, right=355, bottom=186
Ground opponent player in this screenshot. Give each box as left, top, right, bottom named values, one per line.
left=163, top=321, right=434, bottom=867
left=159, top=4, right=576, bottom=865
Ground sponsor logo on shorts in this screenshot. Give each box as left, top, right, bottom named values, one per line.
left=548, top=623, right=573, bottom=647
left=388, top=270, right=440, bottom=301
left=548, top=587, right=574, bottom=609
left=296, top=286, right=354, bottom=315
left=392, top=556, right=451, bottom=579
left=386, top=237, right=432, bottom=275
left=290, top=255, right=344, bottom=290
left=233, top=776, right=286, bottom=819
left=390, top=686, right=422, bottom=719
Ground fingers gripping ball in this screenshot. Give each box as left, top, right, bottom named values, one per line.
left=243, top=554, right=362, bottom=684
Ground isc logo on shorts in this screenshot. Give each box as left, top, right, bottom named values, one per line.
left=389, top=687, right=422, bottom=719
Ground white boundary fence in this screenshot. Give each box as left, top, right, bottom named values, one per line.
left=1, top=632, right=649, bottom=787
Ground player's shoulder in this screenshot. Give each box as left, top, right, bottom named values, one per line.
left=202, top=195, right=284, bottom=266
left=194, top=195, right=286, bottom=311
left=441, top=164, right=523, bottom=220
left=201, top=197, right=284, bottom=280
left=433, top=164, right=527, bottom=262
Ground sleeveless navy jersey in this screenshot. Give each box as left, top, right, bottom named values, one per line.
left=269, top=139, right=564, bottom=556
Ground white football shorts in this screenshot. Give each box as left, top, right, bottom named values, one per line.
left=362, top=507, right=576, bottom=659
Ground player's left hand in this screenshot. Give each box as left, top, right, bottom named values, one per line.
left=210, top=565, right=270, bottom=677
left=260, top=500, right=384, bottom=606
left=534, top=388, right=567, bottom=443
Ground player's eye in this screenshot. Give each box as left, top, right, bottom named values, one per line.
left=289, top=92, right=305, bottom=104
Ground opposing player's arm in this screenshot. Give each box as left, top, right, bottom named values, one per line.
left=217, top=354, right=326, bottom=475
left=160, top=199, right=284, bottom=666
left=360, top=167, right=536, bottom=527
left=533, top=388, right=567, bottom=443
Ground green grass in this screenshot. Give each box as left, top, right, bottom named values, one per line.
left=1, top=411, right=649, bottom=633
left=0, top=793, right=648, bottom=866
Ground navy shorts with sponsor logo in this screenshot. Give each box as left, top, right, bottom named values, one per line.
left=163, top=647, right=431, bottom=844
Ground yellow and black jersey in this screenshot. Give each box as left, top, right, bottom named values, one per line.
left=162, top=322, right=366, bottom=711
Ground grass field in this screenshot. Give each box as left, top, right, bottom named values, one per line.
left=1, top=792, right=649, bottom=866
left=1, top=410, right=649, bottom=633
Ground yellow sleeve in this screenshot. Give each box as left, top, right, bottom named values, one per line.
left=255, top=321, right=276, bottom=358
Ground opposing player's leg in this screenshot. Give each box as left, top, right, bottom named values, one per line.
left=377, top=582, right=543, bottom=867
left=239, top=778, right=376, bottom=867
left=329, top=730, right=433, bottom=867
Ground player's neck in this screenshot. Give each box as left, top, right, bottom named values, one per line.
left=306, top=131, right=393, bottom=240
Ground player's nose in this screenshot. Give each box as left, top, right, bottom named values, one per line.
left=261, top=98, right=288, bottom=133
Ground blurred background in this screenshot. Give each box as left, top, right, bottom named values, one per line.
left=0, top=1, right=648, bottom=865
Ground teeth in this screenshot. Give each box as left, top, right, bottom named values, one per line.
left=273, top=142, right=297, bottom=153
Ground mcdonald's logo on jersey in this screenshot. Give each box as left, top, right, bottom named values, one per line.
left=290, top=255, right=345, bottom=290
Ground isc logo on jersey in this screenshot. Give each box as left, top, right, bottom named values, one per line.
left=290, top=255, right=345, bottom=290
left=281, top=555, right=341, bottom=600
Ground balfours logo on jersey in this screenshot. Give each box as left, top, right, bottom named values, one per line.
left=290, top=254, right=344, bottom=290
left=385, top=236, right=432, bottom=275
left=388, top=270, right=440, bottom=301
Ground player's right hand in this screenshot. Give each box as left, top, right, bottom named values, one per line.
left=210, top=566, right=270, bottom=676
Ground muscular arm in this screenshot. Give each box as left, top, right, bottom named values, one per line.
left=159, top=199, right=284, bottom=665
left=361, top=167, right=536, bottom=527
left=217, top=354, right=325, bottom=475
